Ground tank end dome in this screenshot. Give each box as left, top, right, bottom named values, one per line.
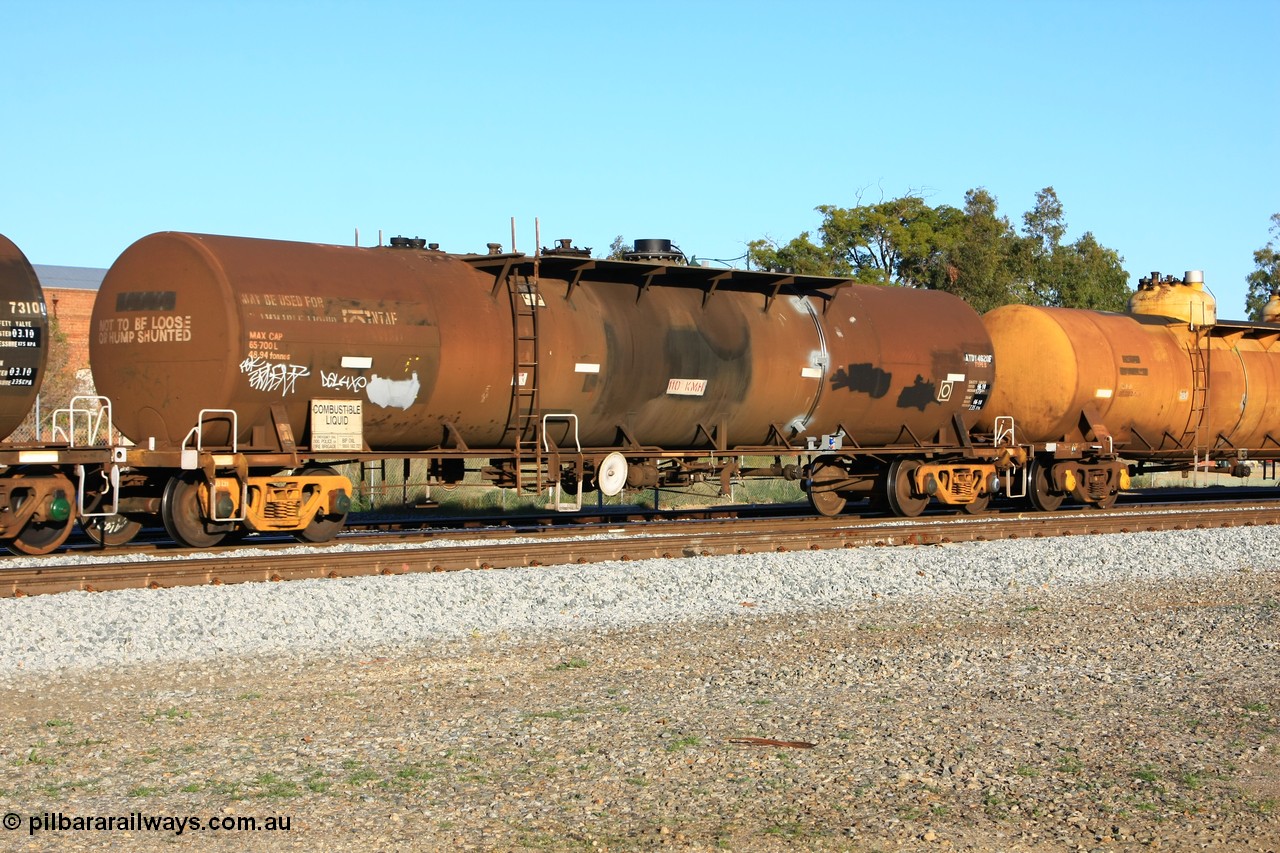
left=1262, top=293, right=1280, bottom=324
left=1128, top=270, right=1216, bottom=326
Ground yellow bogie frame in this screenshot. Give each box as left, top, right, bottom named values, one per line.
left=204, top=472, right=352, bottom=534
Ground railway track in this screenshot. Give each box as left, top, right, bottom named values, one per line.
left=4, top=498, right=1278, bottom=598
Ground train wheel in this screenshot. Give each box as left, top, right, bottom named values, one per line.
left=295, top=467, right=349, bottom=543
left=885, top=459, right=928, bottom=517
left=79, top=483, right=144, bottom=547
left=161, top=474, right=228, bottom=548
left=1027, top=462, right=1064, bottom=512
left=806, top=461, right=847, bottom=517
left=81, top=514, right=144, bottom=548
left=959, top=493, right=990, bottom=515
left=6, top=477, right=75, bottom=555
left=9, top=516, right=74, bottom=555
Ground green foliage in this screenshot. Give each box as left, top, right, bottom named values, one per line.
left=1021, top=188, right=1129, bottom=311
left=604, top=235, right=631, bottom=260
left=749, top=186, right=1132, bottom=311
left=39, top=317, right=84, bottom=410
left=942, top=188, right=1023, bottom=312
left=746, top=232, right=833, bottom=277
left=815, top=195, right=950, bottom=285
left=1245, top=213, right=1280, bottom=321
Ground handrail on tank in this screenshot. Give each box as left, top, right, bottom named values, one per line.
left=541, top=413, right=583, bottom=511
left=180, top=409, right=247, bottom=522
left=50, top=396, right=115, bottom=448
left=541, top=413, right=582, bottom=454
left=993, top=416, right=1028, bottom=499
left=75, top=462, right=120, bottom=520
left=180, top=409, right=240, bottom=455
left=994, top=416, right=1016, bottom=447
left=463, top=253, right=852, bottom=301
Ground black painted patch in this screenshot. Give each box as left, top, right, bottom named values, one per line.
left=897, top=375, right=938, bottom=411
left=831, top=363, right=892, bottom=398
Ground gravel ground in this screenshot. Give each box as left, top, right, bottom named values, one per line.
left=0, top=527, right=1277, bottom=851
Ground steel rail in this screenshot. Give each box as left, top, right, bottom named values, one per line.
left=4, top=500, right=1278, bottom=598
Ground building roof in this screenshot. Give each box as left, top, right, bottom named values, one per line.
left=33, top=264, right=105, bottom=290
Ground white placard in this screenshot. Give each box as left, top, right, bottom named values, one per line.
left=311, top=399, right=363, bottom=451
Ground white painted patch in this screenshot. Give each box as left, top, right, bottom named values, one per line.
left=341, top=356, right=373, bottom=369
left=801, top=367, right=823, bottom=379
left=366, top=372, right=420, bottom=409
left=947, top=373, right=966, bottom=382
left=1095, top=389, right=1114, bottom=399
left=575, top=363, right=600, bottom=373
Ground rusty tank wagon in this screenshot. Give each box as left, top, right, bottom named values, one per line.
left=0, top=234, right=82, bottom=554
left=84, top=231, right=1005, bottom=545
left=976, top=271, right=1280, bottom=510
left=0, top=234, right=49, bottom=438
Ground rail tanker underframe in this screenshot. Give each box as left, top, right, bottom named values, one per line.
left=0, top=397, right=1120, bottom=555
left=3, top=384, right=1276, bottom=556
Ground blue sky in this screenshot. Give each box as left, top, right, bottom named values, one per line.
left=4, top=1, right=1276, bottom=315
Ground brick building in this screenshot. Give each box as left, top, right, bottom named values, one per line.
left=34, top=264, right=103, bottom=386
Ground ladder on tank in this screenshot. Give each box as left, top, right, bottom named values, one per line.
left=506, top=274, right=543, bottom=490
left=1180, top=326, right=1211, bottom=484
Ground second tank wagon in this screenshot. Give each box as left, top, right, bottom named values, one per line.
left=90, top=231, right=996, bottom=455
left=85, top=231, right=1003, bottom=541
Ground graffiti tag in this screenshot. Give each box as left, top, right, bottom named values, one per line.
left=321, top=371, right=369, bottom=392
left=240, top=355, right=310, bottom=396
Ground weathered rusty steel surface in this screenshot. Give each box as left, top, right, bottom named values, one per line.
left=979, top=301, right=1280, bottom=457
left=807, top=284, right=993, bottom=447
left=91, top=233, right=994, bottom=455
left=90, top=232, right=500, bottom=450
left=3, top=501, right=1277, bottom=598
left=0, top=234, right=49, bottom=439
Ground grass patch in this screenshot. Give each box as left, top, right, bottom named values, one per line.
left=142, top=708, right=190, bottom=723
left=666, top=735, right=702, bottom=752
left=1178, top=771, right=1206, bottom=789
left=347, top=769, right=380, bottom=786
left=1133, top=766, right=1159, bottom=783
left=13, top=748, right=57, bottom=767
left=254, top=772, right=301, bottom=798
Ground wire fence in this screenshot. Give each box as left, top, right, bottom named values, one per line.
left=4, top=394, right=114, bottom=446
